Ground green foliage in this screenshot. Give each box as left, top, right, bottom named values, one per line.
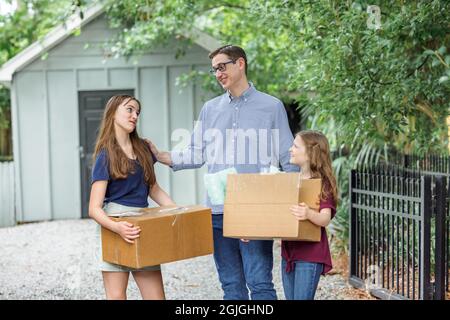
left=0, top=86, right=9, bottom=129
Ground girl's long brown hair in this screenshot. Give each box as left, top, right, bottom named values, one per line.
left=93, top=95, right=156, bottom=188
left=297, top=130, right=338, bottom=205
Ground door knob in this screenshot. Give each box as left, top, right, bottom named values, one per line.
left=79, top=146, right=85, bottom=159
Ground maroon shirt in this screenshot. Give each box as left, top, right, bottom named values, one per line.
left=281, top=195, right=336, bottom=275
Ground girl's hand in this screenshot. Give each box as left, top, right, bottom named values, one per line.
left=114, top=221, right=141, bottom=244
left=290, top=203, right=311, bottom=221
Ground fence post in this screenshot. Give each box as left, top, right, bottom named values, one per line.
left=420, top=175, right=432, bottom=300
left=349, top=170, right=357, bottom=278
left=434, top=175, right=446, bottom=300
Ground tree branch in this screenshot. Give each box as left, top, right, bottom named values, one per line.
left=350, top=40, right=431, bottom=85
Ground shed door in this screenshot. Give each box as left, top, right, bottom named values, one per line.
left=78, top=90, right=134, bottom=218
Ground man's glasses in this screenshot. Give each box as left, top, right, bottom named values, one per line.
left=210, top=60, right=236, bottom=75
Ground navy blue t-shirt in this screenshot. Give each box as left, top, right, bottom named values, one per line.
left=91, top=149, right=157, bottom=208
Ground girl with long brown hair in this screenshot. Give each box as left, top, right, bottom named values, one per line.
left=281, top=130, right=338, bottom=300
left=89, top=94, right=175, bottom=300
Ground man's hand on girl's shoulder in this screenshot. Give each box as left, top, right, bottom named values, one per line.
left=143, top=138, right=159, bottom=156
left=143, top=138, right=172, bottom=166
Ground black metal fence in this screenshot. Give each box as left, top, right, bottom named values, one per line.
left=349, top=155, right=449, bottom=300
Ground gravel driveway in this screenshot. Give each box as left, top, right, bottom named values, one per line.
left=0, top=219, right=358, bottom=300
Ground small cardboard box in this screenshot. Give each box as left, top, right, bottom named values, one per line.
left=223, top=173, right=322, bottom=241
left=101, top=205, right=214, bottom=268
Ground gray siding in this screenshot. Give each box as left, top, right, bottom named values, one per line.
left=138, top=67, right=171, bottom=204
left=169, top=65, right=197, bottom=205
left=13, top=13, right=214, bottom=222
left=15, top=71, right=52, bottom=221
left=193, top=65, right=210, bottom=204
left=47, top=70, right=80, bottom=219
left=0, top=161, right=15, bottom=227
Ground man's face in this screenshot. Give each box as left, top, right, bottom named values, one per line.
left=211, top=53, right=244, bottom=90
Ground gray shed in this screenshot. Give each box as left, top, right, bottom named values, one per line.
left=0, top=4, right=220, bottom=223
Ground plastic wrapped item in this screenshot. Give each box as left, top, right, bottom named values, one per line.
left=260, top=165, right=281, bottom=174
left=204, top=167, right=238, bottom=205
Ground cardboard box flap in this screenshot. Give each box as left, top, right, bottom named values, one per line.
left=110, top=205, right=210, bottom=222
left=225, top=173, right=298, bottom=204
left=225, top=173, right=321, bottom=209
left=297, top=178, right=322, bottom=210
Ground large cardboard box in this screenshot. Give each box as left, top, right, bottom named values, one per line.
left=101, top=205, right=213, bottom=268
left=224, top=173, right=322, bottom=241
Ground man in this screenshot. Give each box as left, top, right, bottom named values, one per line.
left=149, top=45, right=298, bottom=300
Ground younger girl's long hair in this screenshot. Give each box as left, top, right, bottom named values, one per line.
left=92, top=95, right=156, bottom=188
left=297, top=130, right=338, bottom=205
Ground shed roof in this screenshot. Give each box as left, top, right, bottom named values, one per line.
left=0, top=3, right=221, bottom=87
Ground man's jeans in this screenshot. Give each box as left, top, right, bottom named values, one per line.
left=281, top=257, right=323, bottom=300
left=212, top=214, right=277, bottom=300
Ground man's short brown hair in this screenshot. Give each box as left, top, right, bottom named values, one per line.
left=209, top=45, right=248, bottom=75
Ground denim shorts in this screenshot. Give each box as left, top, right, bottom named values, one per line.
left=95, top=202, right=161, bottom=272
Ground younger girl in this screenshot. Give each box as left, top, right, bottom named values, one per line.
left=89, top=94, right=175, bottom=300
left=281, top=130, right=338, bottom=300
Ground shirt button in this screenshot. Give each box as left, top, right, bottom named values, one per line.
left=235, top=107, right=238, bottom=111
left=233, top=123, right=236, bottom=127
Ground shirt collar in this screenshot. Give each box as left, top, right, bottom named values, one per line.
left=227, top=82, right=256, bottom=103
